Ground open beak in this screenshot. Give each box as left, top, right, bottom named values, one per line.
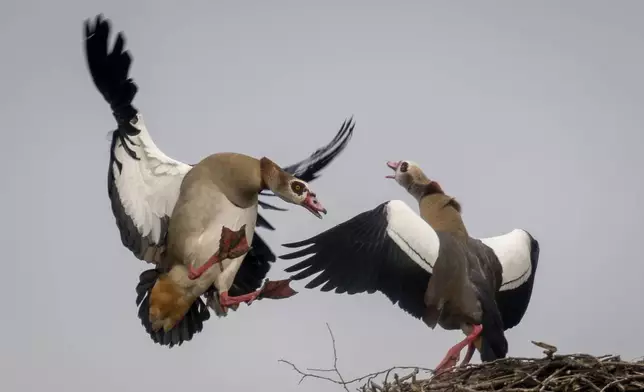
left=301, top=192, right=327, bottom=219
left=386, top=160, right=400, bottom=179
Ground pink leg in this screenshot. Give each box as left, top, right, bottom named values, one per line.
left=219, top=290, right=262, bottom=309
left=217, top=278, right=297, bottom=311
left=187, top=228, right=250, bottom=280
left=188, top=254, right=221, bottom=280
left=434, top=325, right=483, bottom=374
left=460, top=342, right=476, bottom=366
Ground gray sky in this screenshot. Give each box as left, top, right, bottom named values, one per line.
left=3, top=1, right=644, bottom=391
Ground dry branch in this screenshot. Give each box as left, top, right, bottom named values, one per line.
left=279, top=324, right=644, bottom=392
left=279, top=323, right=433, bottom=391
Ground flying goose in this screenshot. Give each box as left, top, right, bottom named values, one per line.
left=280, top=199, right=539, bottom=373
left=84, top=14, right=355, bottom=347
left=386, top=160, right=468, bottom=238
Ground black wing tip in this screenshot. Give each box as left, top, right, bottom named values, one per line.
left=527, top=232, right=540, bottom=268
left=281, top=115, right=357, bottom=183
left=83, top=13, right=104, bottom=34
left=256, top=213, right=276, bottom=231
left=283, top=261, right=305, bottom=273
left=84, top=13, right=139, bottom=123
left=342, top=115, right=356, bottom=133
left=280, top=240, right=310, bottom=249
left=337, top=115, right=356, bottom=144
left=324, top=114, right=356, bottom=155
left=135, top=268, right=210, bottom=348
left=257, top=200, right=288, bottom=212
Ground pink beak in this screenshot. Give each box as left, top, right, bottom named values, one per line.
left=302, top=192, right=327, bottom=219
left=386, top=161, right=400, bottom=179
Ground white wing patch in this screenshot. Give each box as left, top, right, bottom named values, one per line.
left=480, top=229, right=533, bottom=291
left=385, top=200, right=440, bottom=274
left=113, top=113, right=192, bottom=245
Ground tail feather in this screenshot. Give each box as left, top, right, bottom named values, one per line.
left=477, top=287, right=508, bottom=362
left=135, top=268, right=210, bottom=348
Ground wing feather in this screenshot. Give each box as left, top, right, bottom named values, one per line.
left=281, top=200, right=436, bottom=319
left=280, top=117, right=355, bottom=183
left=480, top=229, right=540, bottom=330
left=85, top=15, right=191, bottom=264
left=108, top=115, right=191, bottom=263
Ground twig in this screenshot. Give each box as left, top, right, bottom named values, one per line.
left=278, top=322, right=351, bottom=391
left=279, top=323, right=432, bottom=391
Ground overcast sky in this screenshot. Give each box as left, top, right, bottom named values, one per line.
left=3, top=1, right=644, bottom=391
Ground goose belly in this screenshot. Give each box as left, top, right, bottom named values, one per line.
left=170, top=184, right=258, bottom=287
left=200, top=203, right=257, bottom=292
left=194, top=198, right=257, bottom=273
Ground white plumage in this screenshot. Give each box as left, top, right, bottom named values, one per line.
left=384, top=200, right=535, bottom=291
left=481, top=229, right=534, bottom=291
left=385, top=199, right=440, bottom=274
left=112, top=113, right=191, bottom=249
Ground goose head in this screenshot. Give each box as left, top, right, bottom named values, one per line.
left=386, top=160, right=446, bottom=201
left=280, top=177, right=326, bottom=219
left=386, top=160, right=426, bottom=190
left=260, top=157, right=327, bottom=219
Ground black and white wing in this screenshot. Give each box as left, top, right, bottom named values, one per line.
left=480, top=229, right=540, bottom=330
left=281, top=116, right=355, bottom=183
left=85, top=15, right=209, bottom=348
left=280, top=200, right=437, bottom=319
left=107, top=114, right=191, bottom=264
left=85, top=15, right=191, bottom=265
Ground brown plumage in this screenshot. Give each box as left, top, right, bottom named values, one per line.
left=385, top=160, right=504, bottom=372
left=281, top=198, right=540, bottom=376
left=144, top=152, right=329, bottom=341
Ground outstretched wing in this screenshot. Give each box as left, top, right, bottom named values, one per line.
left=282, top=117, right=355, bottom=183
left=108, top=115, right=191, bottom=264
left=85, top=14, right=208, bottom=348
left=280, top=200, right=437, bottom=319
left=480, top=229, right=540, bottom=330
left=85, top=15, right=191, bottom=264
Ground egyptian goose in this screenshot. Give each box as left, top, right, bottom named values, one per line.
left=386, top=160, right=468, bottom=238
left=84, top=15, right=355, bottom=347
left=280, top=199, right=539, bottom=373
left=384, top=159, right=489, bottom=370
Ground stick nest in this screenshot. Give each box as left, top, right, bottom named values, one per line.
left=376, top=352, right=644, bottom=392
left=280, top=325, right=644, bottom=392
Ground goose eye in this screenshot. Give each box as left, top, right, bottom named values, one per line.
left=291, top=182, right=305, bottom=195
left=400, top=162, right=409, bottom=172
